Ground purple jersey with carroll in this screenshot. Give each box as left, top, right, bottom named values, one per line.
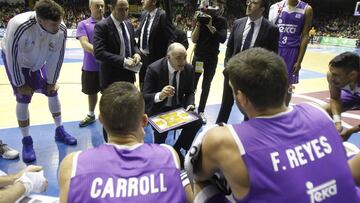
left=67, top=143, right=186, bottom=203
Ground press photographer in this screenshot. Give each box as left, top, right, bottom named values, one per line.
left=191, top=0, right=227, bottom=124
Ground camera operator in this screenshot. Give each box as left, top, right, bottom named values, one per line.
left=191, top=0, right=227, bottom=124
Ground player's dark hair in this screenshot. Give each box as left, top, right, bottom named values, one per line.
left=100, top=82, right=144, bottom=135
left=224, top=48, right=288, bottom=110
left=329, top=52, right=360, bottom=73
left=34, top=0, right=64, bottom=22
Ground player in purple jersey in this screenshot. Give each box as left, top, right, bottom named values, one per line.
left=1, top=0, right=77, bottom=163
left=323, top=52, right=360, bottom=140
left=59, top=82, right=192, bottom=203
left=76, top=0, right=104, bottom=127
left=185, top=48, right=359, bottom=203
left=269, top=0, right=313, bottom=104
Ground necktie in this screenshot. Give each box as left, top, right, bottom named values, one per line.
left=172, top=71, right=178, bottom=107
left=141, top=14, right=151, bottom=50
left=242, top=22, right=255, bottom=51
left=120, top=22, right=130, bottom=58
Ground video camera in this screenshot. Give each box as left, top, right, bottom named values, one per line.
left=196, top=5, right=220, bottom=25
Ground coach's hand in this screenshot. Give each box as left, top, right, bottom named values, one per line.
left=18, top=85, right=34, bottom=96
left=47, top=84, right=59, bottom=94
left=159, top=85, right=175, bottom=100
left=132, top=53, right=141, bottom=65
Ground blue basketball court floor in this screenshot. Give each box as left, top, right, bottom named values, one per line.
left=0, top=40, right=359, bottom=197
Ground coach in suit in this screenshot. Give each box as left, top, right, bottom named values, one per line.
left=143, top=43, right=202, bottom=166
left=93, top=0, right=141, bottom=90
left=138, top=0, right=175, bottom=89
left=216, top=0, right=279, bottom=123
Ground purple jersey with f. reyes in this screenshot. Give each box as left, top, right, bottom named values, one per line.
left=276, top=0, right=307, bottom=48
left=76, top=17, right=99, bottom=72
left=229, top=103, right=358, bottom=203
left=67, top=143, right=186, bottom=203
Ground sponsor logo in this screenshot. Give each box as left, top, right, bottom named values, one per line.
left=279, top=26, right=297, bottom=34
left=306, top=180, right=337, bottom=203
left=49, top=41, right=55, bottom=51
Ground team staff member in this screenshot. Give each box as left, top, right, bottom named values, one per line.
left=77, top=0, right=105, bottom=128
left=216, top=0, right=278, bottom=123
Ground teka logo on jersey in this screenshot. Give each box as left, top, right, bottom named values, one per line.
left=306, top=180, right=337, bottom=203
left=279, top=26, right=297, bottom=34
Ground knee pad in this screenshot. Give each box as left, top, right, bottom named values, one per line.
left=48, top=96, right=61, bottom=113
left=16, top=103, right=29, bottom=121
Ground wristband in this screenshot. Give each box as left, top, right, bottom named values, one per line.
left=333, top=115, right=341, bottom=123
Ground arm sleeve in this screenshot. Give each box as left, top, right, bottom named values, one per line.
left=269, top=24, right=279, bottom=53
left=224, top=21, right=236, bottom=65
left=2, top=18, right=30, bottom=87
left=76, top=20, right=86, bottom=39
left=213, top=17, right=227, bottom=43
left=45, top=23, right=67, bottom=84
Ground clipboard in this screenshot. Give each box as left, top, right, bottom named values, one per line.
left=148, top=108, right=198, bottom=133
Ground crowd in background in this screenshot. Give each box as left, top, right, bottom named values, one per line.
left=0, top=1, right=359, bottom=39
left=313, top=14, right=360, bottom=39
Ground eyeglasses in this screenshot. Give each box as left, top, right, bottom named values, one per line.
left=246, top=0, right=260, bottom=5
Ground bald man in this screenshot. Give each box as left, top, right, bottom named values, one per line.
left=143, top=43, right=202, bottom=167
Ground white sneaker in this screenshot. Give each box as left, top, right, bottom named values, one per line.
left=0, top=142, right=20, bottom=160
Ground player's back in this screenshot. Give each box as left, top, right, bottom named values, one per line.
left=230, top=103, right=359, bottom=203
left=67, top=143, right=186, bottom=203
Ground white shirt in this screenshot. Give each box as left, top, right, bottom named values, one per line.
left=154, top=61, right=181, bottom=106
left=1, top=11, right=66, bottom=87
left=139, top=8, right=157, bottom=54
left=241, top=16, right=263, bottom=51
left=110, top=14, right=131, bottom=58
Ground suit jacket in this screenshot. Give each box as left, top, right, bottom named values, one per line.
left=93, top=17, right=140, bottom=89
left=174, top=28, right=189, bottom=50
left=143, top=58, right=195, bottom=116
left=225, top=17, right=279, bottom=63
left=138, top=8, right=175, bottom=63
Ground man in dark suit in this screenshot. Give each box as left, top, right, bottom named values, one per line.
left=143, top=43, right=202, bottom=166
left=138, top=0, right=175, bottom=89
left=216, top=0, right=279, bottom=123
left=93, top=0, right=141, bottom=90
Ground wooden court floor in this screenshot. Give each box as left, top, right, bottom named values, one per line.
left=0, top=39, right=359, bottom=197
left=0, top=39, right=354, bottom=128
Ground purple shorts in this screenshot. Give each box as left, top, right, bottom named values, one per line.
left=2, top=52, right=57, bottom=103
left=341, top=89, right=360, bottom=111
left=279, top=47, right=300, bottom=84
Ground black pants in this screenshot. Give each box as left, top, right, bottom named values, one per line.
left=153, top=111, right=202, bottom=167
left=216, top=75, right=248, bottom=123
left=139, top=53, right=151, bottom=90
left=192, top=55, right=218, bottom=113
